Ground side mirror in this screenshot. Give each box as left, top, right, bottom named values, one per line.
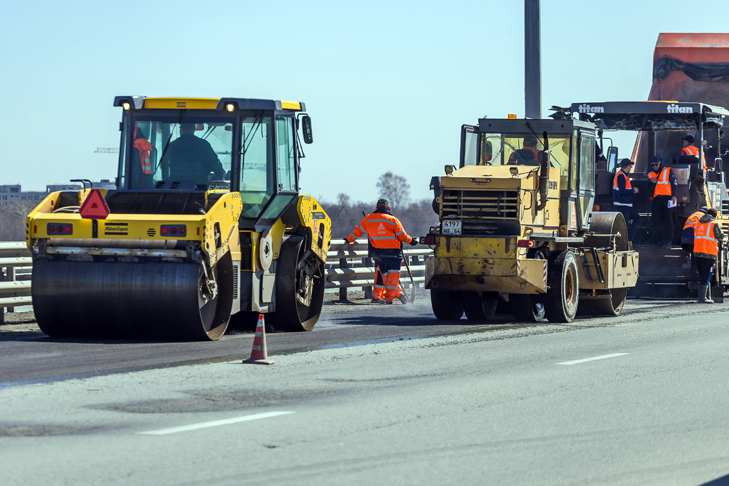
left=301, top=115, right=313, bottom=144
left=607, top=146, right=619, bottom=172
left=714, top=157, right=723, bottom=173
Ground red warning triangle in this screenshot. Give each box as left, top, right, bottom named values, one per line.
left=79, top=189, right=110, bottom=219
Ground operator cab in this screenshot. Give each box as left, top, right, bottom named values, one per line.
left=113, top=96, right=313, bottom=225
left=456, top=118, right=598, bottom=233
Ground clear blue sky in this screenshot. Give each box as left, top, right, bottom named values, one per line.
left=2, top=0, right=727, bottom=201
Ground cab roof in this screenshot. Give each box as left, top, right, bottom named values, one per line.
left=113, top=96, right=305, bottom=112
left=477, top=117, right=594, bottom=135
left=568, top=100, right=729, bottom=117
left=563, top=101, right=729, bottom=130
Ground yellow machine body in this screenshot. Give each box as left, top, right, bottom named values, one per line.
left=26, top=96, right=331, bottom=340
left=425, top=117, right=639, bottom=322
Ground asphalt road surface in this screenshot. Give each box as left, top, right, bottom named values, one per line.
left=1, top=298, right=729, bottom=485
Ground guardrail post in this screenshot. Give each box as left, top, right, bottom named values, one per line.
left=0, top=264, right=5, bottom=323
left=338, top=253, right=349, bottom=302
left=362, top=256, right=373, bottom=299
left=5, top=266, right=15, bottom=313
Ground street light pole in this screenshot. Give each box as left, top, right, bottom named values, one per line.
left=524, top=0, right=541, bottom=119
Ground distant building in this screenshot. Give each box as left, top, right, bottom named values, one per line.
left=0, top=180, right=116, bottom=207
left=46, top=184, right=81, bottom=193
left=0, top=185, right=45, bottom=204
left=91, top=179, right=116, bottom=189
left=0, top=185, right=21, bottom=194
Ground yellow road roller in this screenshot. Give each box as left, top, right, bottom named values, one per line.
left=26, top=96, right=331, bottom=340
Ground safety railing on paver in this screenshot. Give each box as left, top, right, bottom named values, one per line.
left=0, top=239, right=435, bottom=322
left=0, top=242, right=32, bottom=323
left=326, top=239, right=433, bottom=302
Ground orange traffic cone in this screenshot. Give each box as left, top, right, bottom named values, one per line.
left=244, top=313, right=273, bottom=365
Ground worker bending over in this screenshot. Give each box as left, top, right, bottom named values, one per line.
left=612, top=158, right=638, bottom=240
left=647, top=157, right=678, bottom=247
left=346, top=198, right=417, bottom=304
left=692, top=208, right=722, bottom=303
left=681, top=207, right=709, bottom=254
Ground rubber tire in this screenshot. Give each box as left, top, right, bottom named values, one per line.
left=463, top=292, right=486, bottom=321
left=510, top=294, right=546, bottom=322
left=579, top=288, right=628, bottom=317
left=430, top=289, right=464, bottom=321
left=545, top=251, right=580, bottom=323
left=269, top=237, right=324, bottom=332
left=463, top=292, right=499, bottom=322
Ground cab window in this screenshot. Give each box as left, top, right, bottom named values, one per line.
left=128, top=118, right=233, bottom=190
left=240, top=115, right=274, bottom=218
left=480, top=134, right=502, bottom=165
left=275, top=116, right=297, bottom=192
left=579, top=133, right=596, bottom=191
left=462, top=133, right=504, bottom=166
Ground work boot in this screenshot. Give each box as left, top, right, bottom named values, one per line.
left=705, top=285, right=715, bottom=304
left=697, top=284, right=707, bottom=303
left=371, top=298, right=385, bottom=304
left=397, top=293, right=408, bottom=305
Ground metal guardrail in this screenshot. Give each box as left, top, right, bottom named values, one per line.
left=0, top=242, right=32, bottom=323
left=0, top=239, right=435, bottom=322
left=326, top=239, right=432, bottom=302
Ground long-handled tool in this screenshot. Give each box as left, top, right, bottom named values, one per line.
left=402, top=247, right=417, bottom=304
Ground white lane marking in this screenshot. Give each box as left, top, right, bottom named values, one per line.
left=557, top=353, right=629, bottom=366
left=138, top=411, right=294, bottom=436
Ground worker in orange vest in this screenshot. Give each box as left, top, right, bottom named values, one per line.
left=647, top=157, right=677, bottom=247
left=132, top=127, right=154, bottom=188
left=681, top=207, right=709, bottom=253
left=612, top=158, right=638, bottom=240
left=680, top=134, right=708, bottom=171
left=345, top=198, right=417, bottom=304
left=692, top=208, right=723, bottom=303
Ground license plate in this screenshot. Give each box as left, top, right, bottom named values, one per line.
left=442, top=220, right=462, bottom=236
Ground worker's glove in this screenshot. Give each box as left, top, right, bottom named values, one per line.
left=410, top=239, right=419, bottom=246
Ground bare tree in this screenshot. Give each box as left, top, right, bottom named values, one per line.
left=336, top=193, right=351, bottom=207
left=376, top=172, right=410, bottom=209
left=0, top=200, right=35, bottom=241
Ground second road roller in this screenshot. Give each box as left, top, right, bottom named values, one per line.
left=26, top=96, right=332, bottom=340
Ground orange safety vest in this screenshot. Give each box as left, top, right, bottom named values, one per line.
left=693, top=220, right=718, bottom=257
left=346, top=212, right=413, bottom=249
left=133, top=137, right=153, bottom=175
left=681, top=145, right=699, bottom=157
left=683, top=210, right=704, bottom=231
left=648, top=167, right=672, bottom=197
left=612, top=170, right=632, bottom=190
left=681, top=145, right=708, bottom=171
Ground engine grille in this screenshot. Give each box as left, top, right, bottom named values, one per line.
left=441, top=189, right=519, bottom=235
left=441, top=190, right=519, bottom=219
